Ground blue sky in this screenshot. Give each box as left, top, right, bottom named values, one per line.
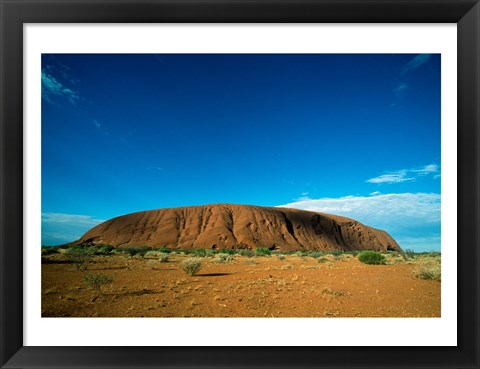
left=42, top=54, right=441, bottom=251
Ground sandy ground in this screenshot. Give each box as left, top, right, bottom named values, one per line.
left=41, top=253, right=440, bottom=318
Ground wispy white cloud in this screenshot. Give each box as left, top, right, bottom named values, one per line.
left=42, top=213, right=104, bottom=246
left=277, top=192, right=441, bottom=251
left=93, top=119, right=101, bottom=129
left=42, top=69, right=80, bottom=104
left=391, top=54, right=433, bottom=106
left=393, top=83, right=408, bottom=97
left=367, top=164, right=439, bottom=184
left=402, top=54, right=432, bottom=75
left=412, top=164, right=439, bottom=175
left=367, top=170, right=415, bottom=184
left=147, top=166, right=165, bottom=171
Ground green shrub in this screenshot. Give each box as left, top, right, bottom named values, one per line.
left=65, top=249, right=92, bottom=269
left=121, top=246, right=150, bottom=257
left=180, top=258, right=202, bottom=276
left=83, top=273, right=114, bottom=294
left=308, top=251, right=323, bottom=258
left=317, top=257, right=329, bottom=263
left=219, top=248, right=236, bottom=255
left=327, top=250, right=343, bottom=256
left=158, top=253, right=170, bottom=263
left=358, top=251, right=386, bottom=265
left=238, top=249, right=254, bottom=258
left=214, top=254, right=234, bottom=263
left=94, top=245, right=114, bottom=255
left=255, top=248, right=271, bottom=256
left=205, top=249, right=216, bottom=257
left=191, top=248, right=207, bottom=257
left=156, top=247, right=171, bottom=254
left=41, top=246, right=59, bottom=255
left=276, top=254, right=286, bottom=260
left=345, top=250, right=360, bottom=256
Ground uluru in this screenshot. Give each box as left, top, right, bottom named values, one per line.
left=71, top=204, right=402, bottom=252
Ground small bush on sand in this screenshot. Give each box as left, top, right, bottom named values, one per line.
left=327, top=250, right=343, bottom=257
left=215, top=254, right=234, bottom=263
left=158, top=253, right=170, bottom=263
left=413, top=258, right=441, bottom=281
left=65, top=249, right=92, bottom=270
left=191, top=248, right=207, bottom=257
left=401, top=248, right=416, bottom=261
left=276, top=254, right=286, bottom=260
left=180, top=258, right=202, bottom=276
left=255, top=248, right=271, bottom=256
left=317, top=257, right=329, bottom=263
left=156, top=247, right=171, bottom=254
left=121, top=246, right=150, bottom=257
left=83, top=273, right=114, bottom=294
left=238, top=249, right=254, bottom=258
left=358, top=251, right=386, bottom=265
left=205, top=249, right=216, bottom=257
left=95, top=245, right=114, bottom=255
left=41, top=246, right=60, bottom=255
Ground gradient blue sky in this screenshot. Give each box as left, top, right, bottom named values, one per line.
left=42, top=54, right=441, bottom=251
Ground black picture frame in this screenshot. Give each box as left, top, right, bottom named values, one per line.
left=1, top=1, right=479, bottom=368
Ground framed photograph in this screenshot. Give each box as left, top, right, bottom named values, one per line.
left=1, top=0, right=479, bottom=368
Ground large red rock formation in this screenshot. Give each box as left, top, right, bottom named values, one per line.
left=72, top=204, right=401, bottom=252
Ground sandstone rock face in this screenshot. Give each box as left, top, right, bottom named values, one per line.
left=73, top=204, right=402, bottom=252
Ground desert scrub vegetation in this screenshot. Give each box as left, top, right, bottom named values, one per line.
left=191, top=248, right=208, bottom=257
left=413, top=257, right=441, bottom=281
left=41, top=246, right=61, bottom=255
left=357, top=251, right=387, bottom=265
left=180, top=258, right=202, bottom=276
left=158, top=253, right=170, bottom=263
left=401, top=248, right=416, bottom=261
left=120, top=246, right=150, bottom=257
left=218, top=248, right=236, bottom=255
left=65, top=249, right=92, bottom=270
left=214, top=254, right=234, bottom=263
left=155, top=247, right=171, bottom=254
left=83, top=273, right=114, bottom=294
left=238, top=249, right=254, bottom=257
left=307, top=251, right=324, bottom=259
left=255, top=248, right=271, bottom=256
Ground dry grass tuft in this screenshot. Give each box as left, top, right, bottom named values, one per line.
left=412, top=256, right=441, bottom=281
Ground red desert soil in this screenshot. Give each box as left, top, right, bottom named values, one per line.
left=42, top=253, right=440, bottom=318
left=71, top=204, right=401, bottom=252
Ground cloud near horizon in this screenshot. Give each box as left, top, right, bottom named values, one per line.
left=42, top=213, right=104, bottom=246
left=367, top=164, right=439, bottom=184
left=278, top=192, right=441, bottom=252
